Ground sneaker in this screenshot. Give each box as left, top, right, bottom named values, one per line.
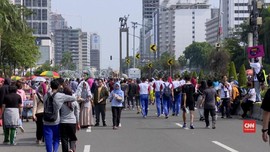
left=19, top=126, right=25, bottom=133
left=221, top=116, right=224, bottom=119
left=206, top=126, right=210, bottom=129
left=103, top=123, right=107, bottom=127
left=190, top=125, right=195, bottom=129
left=94, top=123, right=99, bottom=127
left=68, top=149, right=74, bottom=152
left=113, top=126, right=118, bottom=130
left=118, top=123, right=121, bottom=127
left=36, top=140, right=42, bottom=145
left=165, top=116, right=169, bottom=119
left=11, top=142, right=17, bottom=146
left=182, top=123, right=187, bottom=128
left=3, top=141, right=9, bottom=145
left=212, top=126, right=216, bottom=129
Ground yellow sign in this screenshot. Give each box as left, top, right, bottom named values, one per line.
left=136, top=53, right=140, bottom=59
left=150, top=44, right=157, bottom=52
left=148, top=63, right=153, bottom=68
left=167, top=59, right=173, bottom=66
left=126, top=58, right=130, bottom=64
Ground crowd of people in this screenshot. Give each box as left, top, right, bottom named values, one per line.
left=0, top=67, right=270, bottom=151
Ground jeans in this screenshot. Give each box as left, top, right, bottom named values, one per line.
left=155, top=92, right=162, bottom=116
left=111, top=107, right=122, bottom=127
left=43, top=124, right=60, bottom=152
left=163, top=96, right=171, bottom=116
left=220, top=98, right=231, bottom=117
left=254, top=81, right=262, bottom=102
left=140, top=94, right=149, bottom=117
left=172, top=94, right=181, bottom=115
left=95, top=104, right=106, bottom=124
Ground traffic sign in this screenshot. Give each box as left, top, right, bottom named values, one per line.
left=148, top=63, right=153, bottom=68
left=167, top=59, right=173, bottom=65
left=150, top=44, right=157, bottom=52
left=126, top=58, right=130, bottom=64
left=136, top=53, right=140, bottom=59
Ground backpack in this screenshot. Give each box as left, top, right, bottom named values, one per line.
left=256, top=68, right=265, bottom=83
left=163, top=83, right=172, bottom=97
left=43, top=92, right=58, bottom=122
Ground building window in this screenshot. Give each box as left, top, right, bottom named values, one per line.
left=42, top=9, right=47, bottom=20
left=42, top=23, right=47, bottom=34
left=192, top=31, right=195, bottom=34
left=192, top=21, right=195, bottom=24
left=24, top=0, right=31, bottom=6
left=192, top=11, right=195, bottom=15
left=42, top=0, right=47, bottom=7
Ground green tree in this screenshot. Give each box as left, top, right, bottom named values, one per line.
left=198, top=69, right=204, bottom=82
left=209, top=49, right=231, bottom=79
left=192, top=71, right=197, bottom=78
left=238, top=64, right=247, bottom=87
left=61, top=51, right=76, bottom=71
left=183, top=42, right=213, bottom=68
left=177, top=55, right=187, bottom=68
left=229, top=61, right=238, bottom=81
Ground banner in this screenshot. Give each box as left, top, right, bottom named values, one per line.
left=247, top=45, right=264, bottom=59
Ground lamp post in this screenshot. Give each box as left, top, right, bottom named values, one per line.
left=131, top=22, right=138, bottom=68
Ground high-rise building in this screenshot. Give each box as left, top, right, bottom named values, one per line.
left=50, top=12, right=68, bottom=34
left=23, top=0, right=52, bottom=38
left=82, top=32, right=91, bottom=69
left=90, top=33, right=101, bottom=70
left=205, top=8, right=219, bottom=45
left=54, top=28, right=83, bottom=71
left=143, top=0, right=160, bottom=20
left=156, top=0, right=210, bottom=58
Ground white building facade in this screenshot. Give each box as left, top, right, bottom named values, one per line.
left=157, top=0, right=211, bottom=58
left=82, top=32, right=91, bottom=69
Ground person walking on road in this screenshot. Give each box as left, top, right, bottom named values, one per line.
left=138, top=77, right=150, bottom=118
left=127, top=79, right=137, bottom=110
left=172, top=75, right=181, bottom=116
left=32, top=86, right=44, bottom=145
left=218, top=75, right=232, bottom=119
left=182, top=75, right=196, bottom=129
left=197, top=80, right=207, bottom=121
left=93, top=79, right=109, bottom=126
left=109, top=82, right=124, bottom=130
left=161, top=76, right=174, bottom=119
left=261, top=87, right=270, bottom=144
left=153, top=76, right=164, bottom=117
left=1, top=86, right=22, bottom=145
left=60, top=86, right=80, bottom=152
left=43, top=80, right=76, bottom=152
left=76, top=81, right=94, bottom=128
left=200, top=80, right=217, bottom=129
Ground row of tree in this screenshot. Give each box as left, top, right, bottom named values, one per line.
left=0, top=0, right=40, bottom=77
left=137, top=7, right=270, bottom=82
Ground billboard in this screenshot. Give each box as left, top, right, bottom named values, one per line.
left=91, top=34, right=100, bottom=50
left=247, top=45, right=264, bottom=59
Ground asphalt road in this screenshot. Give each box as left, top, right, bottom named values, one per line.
left=0, top=104, right=269, bottom=152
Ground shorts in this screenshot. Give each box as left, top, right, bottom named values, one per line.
left=182, top=102, right=195, bottom=111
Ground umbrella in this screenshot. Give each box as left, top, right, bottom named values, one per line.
left=32, top=76, right=46, bottom=82
left=40, top=71, right=60, bottom=78
left=11, top=76, right=21, bottom=81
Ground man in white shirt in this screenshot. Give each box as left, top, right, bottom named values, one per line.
left=249, top=58, right=262, bottom=102
left=172, top=75, right=181, bottom=116
left=138, top=77, right=150, bottom=118
left=218, top=75, right=232, bottom=118
left=153, top=76, right=164, bottom=117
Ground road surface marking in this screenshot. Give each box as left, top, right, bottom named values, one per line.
left=84, top=145, right=91, bottom=152
left=212, top=141, right=239, bottom=152
left=86, top=126, right=91, bottom=132
left=175, top=123, right=189, bottom=130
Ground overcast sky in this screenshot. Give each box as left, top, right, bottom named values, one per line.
left=52, top=0, right=219, bottom=70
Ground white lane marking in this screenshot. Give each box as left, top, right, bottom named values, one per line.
left=212, top=141, right=239, bottom=152
left=175, top=123, right=189, bottom=130
left=86, top=126, right=91, bottom=133
left=84, top=145, right=91, bottom=152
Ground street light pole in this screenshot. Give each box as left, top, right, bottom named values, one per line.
left=131, top=22, right=137, bottom=68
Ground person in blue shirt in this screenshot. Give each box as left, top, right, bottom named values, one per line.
left=109, top=82, right=124, bottom=130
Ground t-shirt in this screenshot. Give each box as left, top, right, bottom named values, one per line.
left=218, top=82, right=232, bottom=98
left=261, top=88, right=270, bottom=112
left=3, top=93, right=22, bottom=108
left=203, top=88, right=217, bottom=110
left=182, top=83, right=195, bottom=103
left=139, top=83, right=149, bottom=95
left=250, top=62, right=261, bottom=81
left=247, top=88, right=256, bottom=102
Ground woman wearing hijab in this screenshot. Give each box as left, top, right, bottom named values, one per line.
left=76, top=81, right=94, bottom=128
left=109, top=82, right=124, bottom=130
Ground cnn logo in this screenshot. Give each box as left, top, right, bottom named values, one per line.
left=243, top=120, right=256, bottom=133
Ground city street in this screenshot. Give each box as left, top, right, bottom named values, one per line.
left=0, top=105, right=269, bottom=152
